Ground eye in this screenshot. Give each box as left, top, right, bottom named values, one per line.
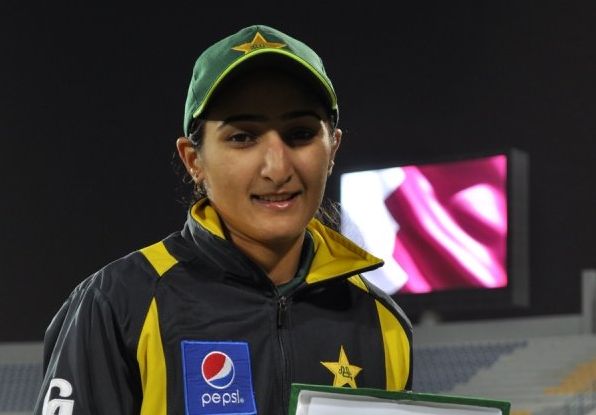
left=227, top=132, right=256, bottom=146
left=284, top=128, right=317, bottom=146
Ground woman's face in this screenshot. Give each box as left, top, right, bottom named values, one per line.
left=190, top=70, right=341, bottom=248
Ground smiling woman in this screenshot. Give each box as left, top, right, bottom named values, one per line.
left=177, top=69, right=341, bottom=285
left=34, top=25, right=413, bottom=415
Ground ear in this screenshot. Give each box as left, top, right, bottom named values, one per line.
left=176, top=137, right=204, bottom=183
left=329, top=127, right=342, bottom=164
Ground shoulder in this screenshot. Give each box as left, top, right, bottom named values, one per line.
left=56, top=234, right=186, bottom=325
left=75, top=247, right=160, bottom=303
left=346, top=275, right=412, bottom=334
left=80, top=231, right=187, bottom=298
left=44, top=237, right=181, bottom=353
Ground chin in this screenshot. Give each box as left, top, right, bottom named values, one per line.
left=255, top=224, right=306, bottom=245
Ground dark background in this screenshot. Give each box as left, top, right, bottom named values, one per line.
left=1, top=2, right=595, bottom=341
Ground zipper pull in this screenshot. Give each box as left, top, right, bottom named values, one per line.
left=277, top=296, right=287, bottom=328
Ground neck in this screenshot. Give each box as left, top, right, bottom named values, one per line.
left=228, top=232, right=306, bottom=286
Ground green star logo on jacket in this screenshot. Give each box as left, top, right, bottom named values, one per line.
left=321, top=345, right=362, bottom=388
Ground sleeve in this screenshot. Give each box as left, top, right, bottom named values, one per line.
left=373, top=294, right=414, bottom=391
left=354, top=275, right=414, bottom=391
left=33, top=277, right=143, bottom=415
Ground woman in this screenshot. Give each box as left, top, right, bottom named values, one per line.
left=35, top=25, right=412, bottom=415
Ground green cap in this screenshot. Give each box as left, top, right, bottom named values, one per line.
left=183, top=24, right=338, bottom=136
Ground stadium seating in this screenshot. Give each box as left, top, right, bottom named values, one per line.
left=414, top=335, right=596, bottom=415
left=0, top=363, right=41, bottom=413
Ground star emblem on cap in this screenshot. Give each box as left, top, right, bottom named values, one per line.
left=320, top=345, right=362, bottom=388
left=232, top=32, right=286, bottom=54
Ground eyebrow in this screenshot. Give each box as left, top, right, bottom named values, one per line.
left=218, top=110, right=323, bottom=128
left=281, top=110, right=323, bottom=121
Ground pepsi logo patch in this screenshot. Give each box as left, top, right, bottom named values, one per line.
left=202, top=351, right=236, bottom=389
left=181, top=341, right=256, bottom=415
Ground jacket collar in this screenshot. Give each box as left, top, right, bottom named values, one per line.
left=180, top=198, right=384, bottom=286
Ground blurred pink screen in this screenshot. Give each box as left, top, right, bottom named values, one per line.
left=340, top=154, right=508, bottom=294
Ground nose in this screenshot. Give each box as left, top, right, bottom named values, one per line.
left=260, top=133, right=293, bottom=186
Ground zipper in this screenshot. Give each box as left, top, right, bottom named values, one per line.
left=277, top=295, right=288, bottom=328
left=276, top=295, right=290, bottom=413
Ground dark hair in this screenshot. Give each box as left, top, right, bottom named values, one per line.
left=173, top=117, right=342, bottom=231
left=171, top=118, right=207, bottom=207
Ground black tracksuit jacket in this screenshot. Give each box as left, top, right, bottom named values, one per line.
left=35, top=200, right=412, bottom=415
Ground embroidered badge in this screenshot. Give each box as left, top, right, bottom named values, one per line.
left=232, top=32, right=286, bottom=54
left=320, top=345, right=362, bottom=388
left=181, top=341, right=256, bottom=415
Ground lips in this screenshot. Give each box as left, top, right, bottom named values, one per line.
left=251, top=192, right=301, bottom=207
left=253, top=193, right=298, bottom=202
